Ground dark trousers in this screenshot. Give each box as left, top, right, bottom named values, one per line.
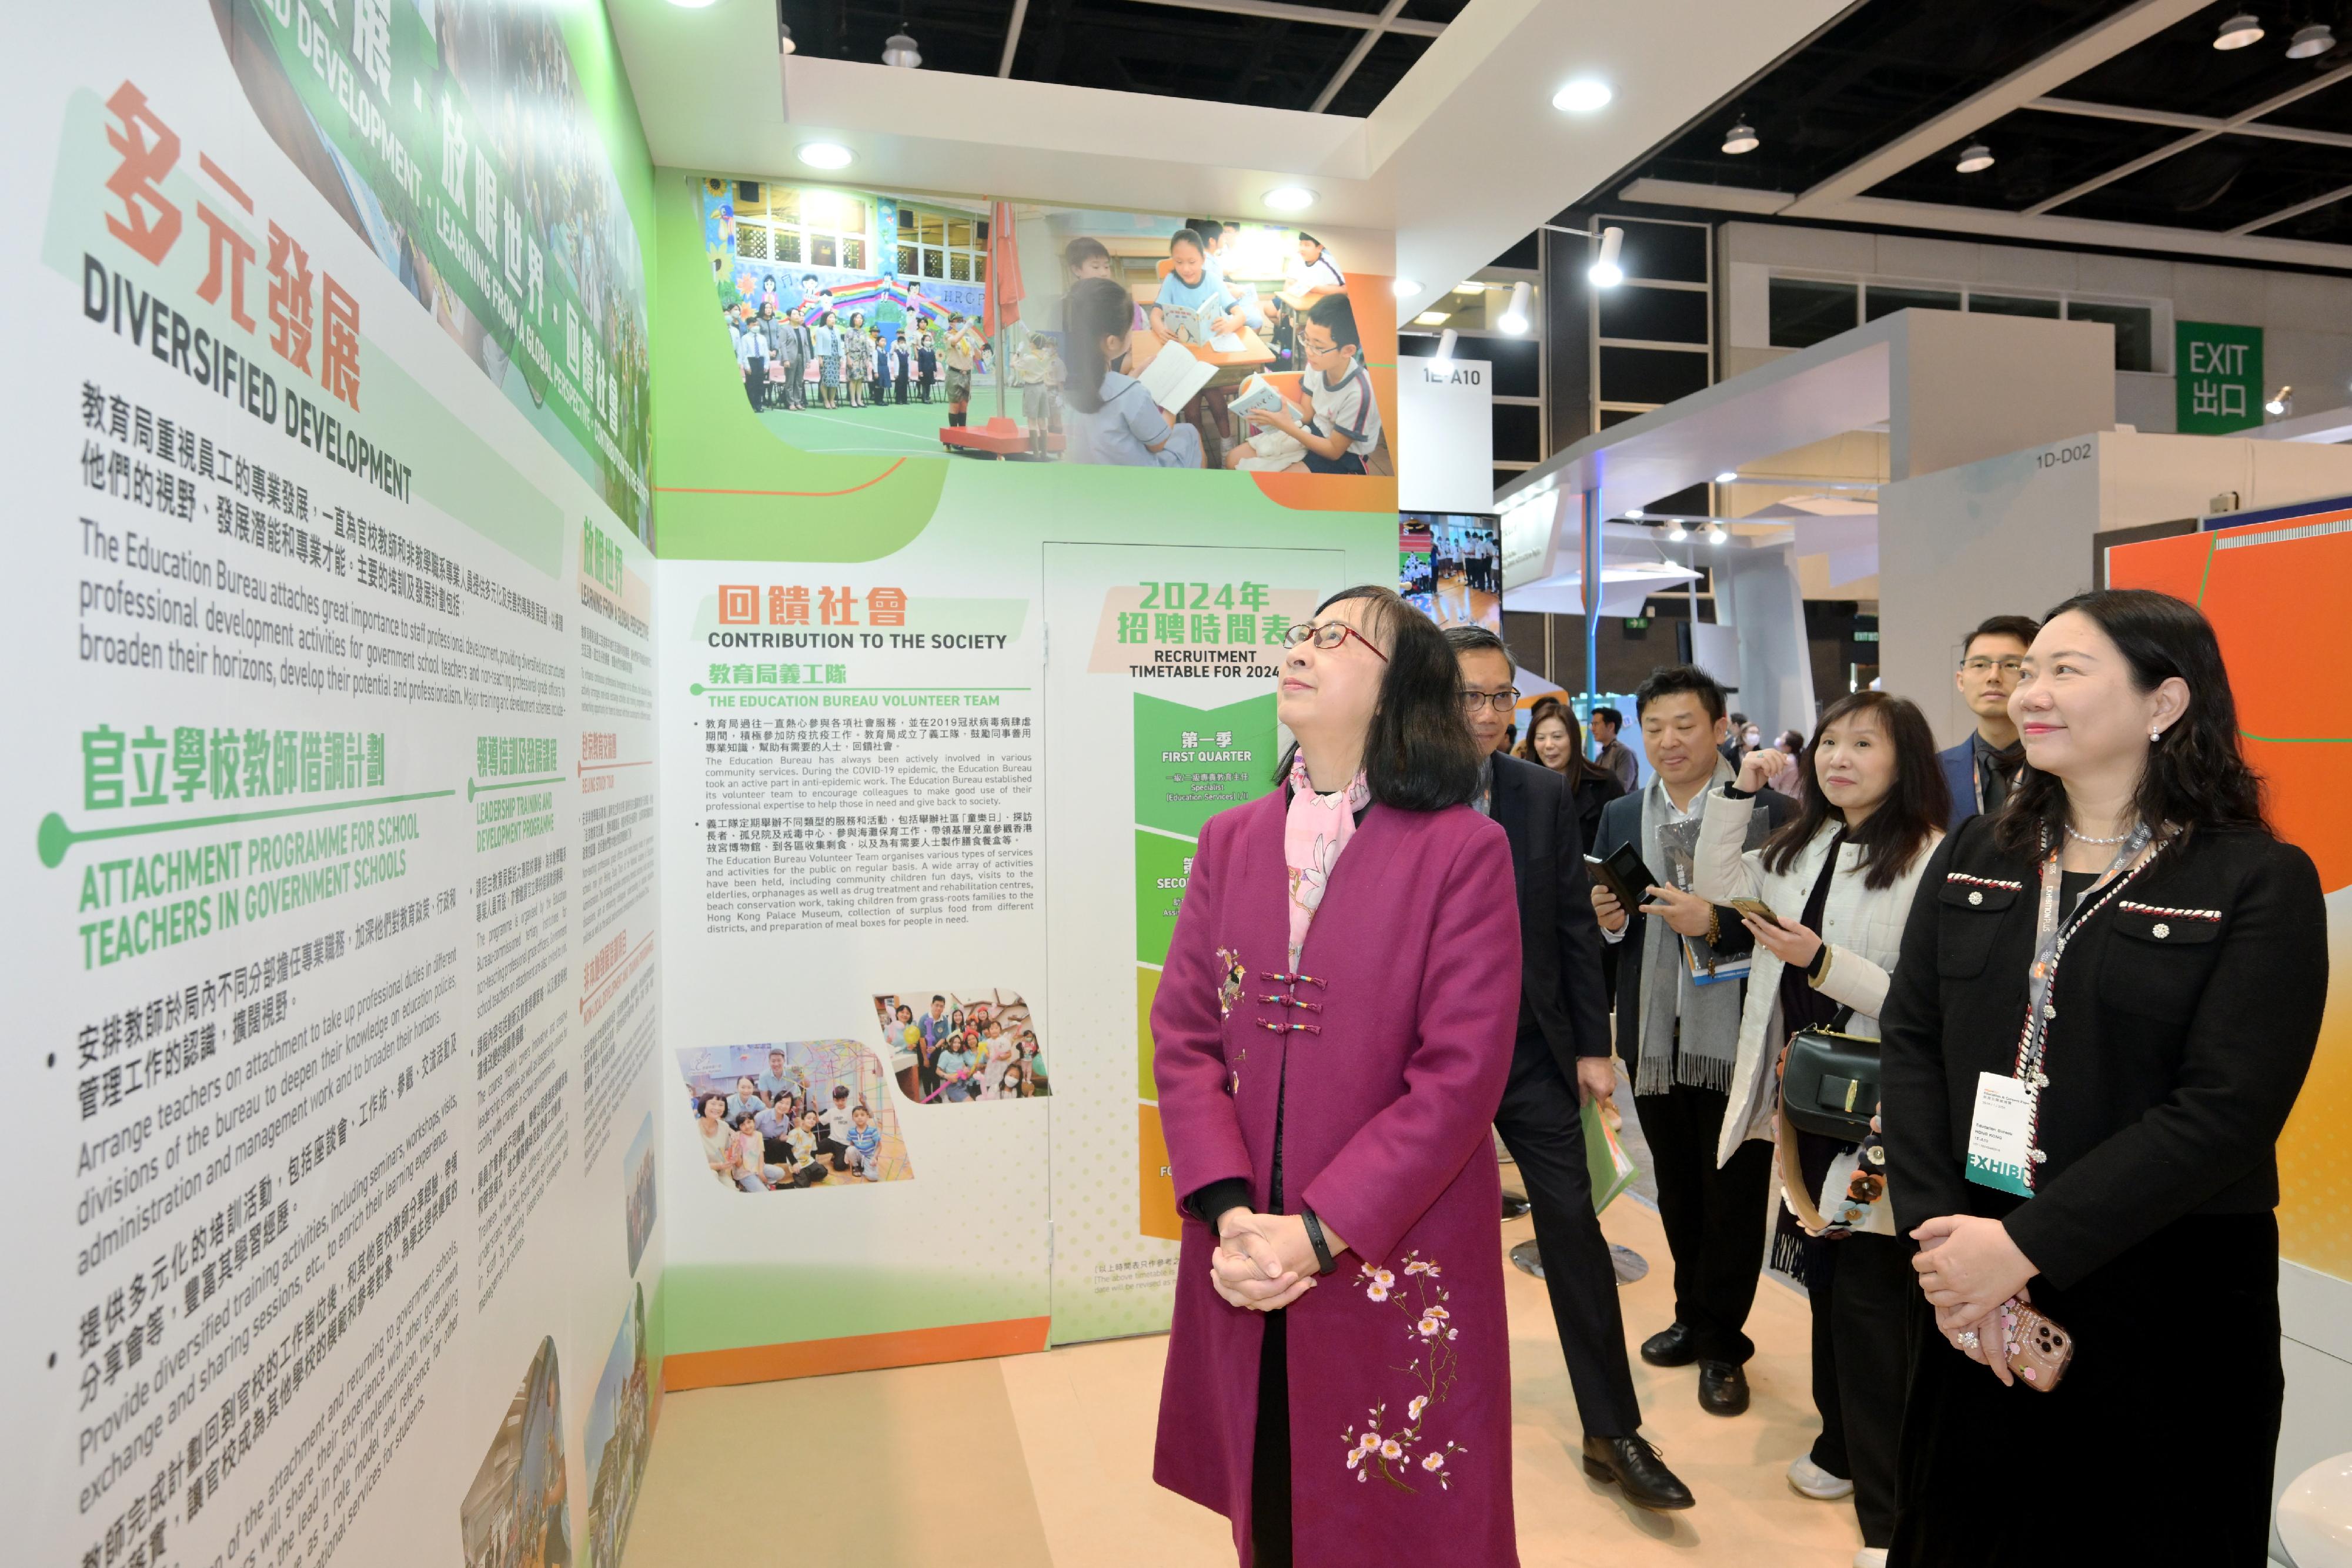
left=1250, top=1309, right=1291, bottom=1567
left=1492, top=1042, right=1641, bottom=1437
left=1806, top=1231, right=1915, bottom=1548
left=895, top=370, right=909, bottom=404
left=1632, top=1081, right=1773, bottom=1363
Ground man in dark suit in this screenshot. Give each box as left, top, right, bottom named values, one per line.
left=1448, top=627, right=1693, bottom=1511
left=1591, top=664, right=1796, bottom=1417
left=1937, top=614, right=2040, bottom=829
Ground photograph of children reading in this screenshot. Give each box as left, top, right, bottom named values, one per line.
left=873, top=990, right=1048, bottom=1104
left=677, top=1041, right=913, bottom=1191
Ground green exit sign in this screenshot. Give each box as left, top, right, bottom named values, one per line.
left=1853, top=629, right=1879, bottom=643
left=1623, top=617, right=1649, bottom=630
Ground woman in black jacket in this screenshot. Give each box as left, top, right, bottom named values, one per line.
left=1516, top=696, right=1623, bottom=850
left=1878, top=589, right=2326, bottom=1564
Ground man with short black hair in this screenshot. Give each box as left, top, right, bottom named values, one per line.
left=1940, top=613, right=2041, bottom=828
left=1589, top=706, right=1637, bottom=792
left=1446, top=625, right=1695, bottom=1509
left=1591, top=664, right=1794, bottom=1418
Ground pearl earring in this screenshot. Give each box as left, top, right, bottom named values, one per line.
left=2150, top=728, right=2163, bottom=743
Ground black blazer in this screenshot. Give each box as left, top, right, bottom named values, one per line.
left=1879, top=814, right=2326, bottom=1289
left=1591, top=783, right=1796, bottom=1055
left=1488, top=753, right=1612, bottom=1078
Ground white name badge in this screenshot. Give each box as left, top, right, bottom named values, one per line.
left=1964, top=1071, right=2035, bottom=1196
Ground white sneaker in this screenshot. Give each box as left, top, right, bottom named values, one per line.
left=1786, top=1454, right=1855, bottom=1501
left=1853, top=1550, right=1888, bottom=1567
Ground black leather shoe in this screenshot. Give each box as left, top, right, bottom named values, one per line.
left=1639, top=1322, right=1699, bottom=1367
left=1581, top=1435, right=1696, bottom=1511
left=1696, top=1359, right=1750, bottom=1416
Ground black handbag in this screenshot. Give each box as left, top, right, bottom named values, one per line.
left=1782, top=1008, right=1880, bottom=1142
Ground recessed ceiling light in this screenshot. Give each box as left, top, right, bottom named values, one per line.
left=1498, top=280, right=1532, bottom=335
left=1722, top=121, right=1759, bottom=155
left=2214, top=12, right=2264, bottom=49
left=1552, top=78, right=1612, bottom=113
left=798, top=142, right=854, bottom=170
left=1955, top=142, right=1995, bottom=173
left=1454, top=282, right=1486, bottom=295
left=1586, top=226, right=1625, bottom=287
left=1431, top=328, right=1459, bottom=372
left=1414, top=310, right=1450, bottom=326
left=1625, top=507, right=1645, bottom=520
left=1715, top=470, right=1739, bottom=485
left=1264, top=186, right=1317, bottom=212
left=2286, top=22, right=2334, bottom=58
left=1392, top=278, right=1421, bottom=297
left=883, top=29, right=923, bottom=68
left=779, top=20, right=797, bottom=53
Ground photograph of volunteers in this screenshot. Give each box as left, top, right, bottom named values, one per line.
left=873, top=990, right=1050, bottom=1104
left=1401, top=513, right=1502, bottom=632
left=459, top=1338, right=570, bottom=1568
left=676, top=1041, right=911, bottom=1189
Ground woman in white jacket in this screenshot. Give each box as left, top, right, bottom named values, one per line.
left=1690, top=691, right=1950, bottom=1568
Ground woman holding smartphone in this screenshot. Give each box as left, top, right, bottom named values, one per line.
left=1689, top=692, right=1948, bottom=1567
left=1152, top=586, right=1524, bottom=1567
left=1878, top=590, right=2325, bottom=1564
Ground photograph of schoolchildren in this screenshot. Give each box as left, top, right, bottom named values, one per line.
left=703, top=179, right=996, bottom=457
left=584, top=1288, right=650, bottom=1568
left=675, top=1041, right=913, bottom=1190
left=459, top=1338, right=570, bottom=1568
left=873, top=989, right=1050, bottom=1104
left=622, top=1112, right=656, bottom=1276
left=699, top=175, right=1395, bottom=477
left=1047, top=213, right=1391, bottom=472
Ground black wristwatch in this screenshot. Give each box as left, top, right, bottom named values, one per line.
left=1300, top=1206, right=1338, bottom=1275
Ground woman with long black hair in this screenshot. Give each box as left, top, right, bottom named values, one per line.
left=1153, top=586, right=1523, bottom=1566
left=1515, top=695, right=1623, bottom=850
left=1879, top=589, right=2326, bottom=1564
left=1690, top=691, right=1949, bottom=1566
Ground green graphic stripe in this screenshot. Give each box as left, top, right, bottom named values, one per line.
left=2196, top=536, right=2217, bottom=607
left=689, top=684, right=1031, bottom=695
left=2239, top=732, right=2352, bottom=744
left=37, top=788, right=457, bottom=868
left=470, top=774, right=568, bottom=798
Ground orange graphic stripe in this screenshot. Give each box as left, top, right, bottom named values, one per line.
left=660, top=1316, right=1051, bottom=1391
left=654, top=459, right=908, bottom=499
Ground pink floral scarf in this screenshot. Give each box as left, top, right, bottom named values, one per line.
left=1284, top=751, right=1370, bottom=967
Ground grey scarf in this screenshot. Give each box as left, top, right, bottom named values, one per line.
left=1632, top=760, right=1756, bottom=1097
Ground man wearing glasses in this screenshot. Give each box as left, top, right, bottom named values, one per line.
left=1938, top=614, right=2040, bottom=828
left=1442, top=625, right=1695, bottom=1512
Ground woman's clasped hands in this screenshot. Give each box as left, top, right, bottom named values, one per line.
left=1210, top=1210, right=1339, bottom=1312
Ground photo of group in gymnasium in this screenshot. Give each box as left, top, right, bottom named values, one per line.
left=701, top=178, right=1392, bottom=473
left=677, top=1041, right=913, bottom=1191
left=1401, top=512, right=1502, bottom=633
left=583, top=1287, right=650, bottom=1568
left=873, top=989, right=1048, bottom=1102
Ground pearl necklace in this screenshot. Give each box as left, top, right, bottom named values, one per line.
left=2064, top=821, right=2139, bottom=845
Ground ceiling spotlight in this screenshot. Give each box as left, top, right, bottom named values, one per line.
left=882, top=29, right=922, bottom=68
left=1708, top=521, right=1728, bottom=543
left=1714, top=470, right=1738, bottom=485
left=778, top=18, right=796, bottom=52
left=1722, top=120, right=1759, bottom=155
left=797, top=142, right=854, bottom=170
left=1431, top=328, right=1460, bottom=372
left=1625, top=507, right=1645, bottom=520
left=2266, top=385, right=2293, bottom=416
left=1666, top=521, right=1689, bottom=542
left=2286, top=22, right=2334, bottom=58
left=2214, top=12, right=2264, bottom=49
left=1587, top=226, right=1626, bottom=287
left=1498, top=281, right=1532, bottom=335
left=1956, top=142, right=1995, bottom=173
left=1393, top=278, right=1421, bottom=297
left=1264, top=186, right=1318, bottom=212
left=1552, top=78, right=1613, bottom=113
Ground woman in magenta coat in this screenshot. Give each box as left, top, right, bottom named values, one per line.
left=1153, top=585, right=1525, bottom=1567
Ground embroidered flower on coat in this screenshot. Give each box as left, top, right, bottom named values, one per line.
left=1340, top=1251, right=1466, bottom=1493
left=1215, top=948, right=1248, bottom=1018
